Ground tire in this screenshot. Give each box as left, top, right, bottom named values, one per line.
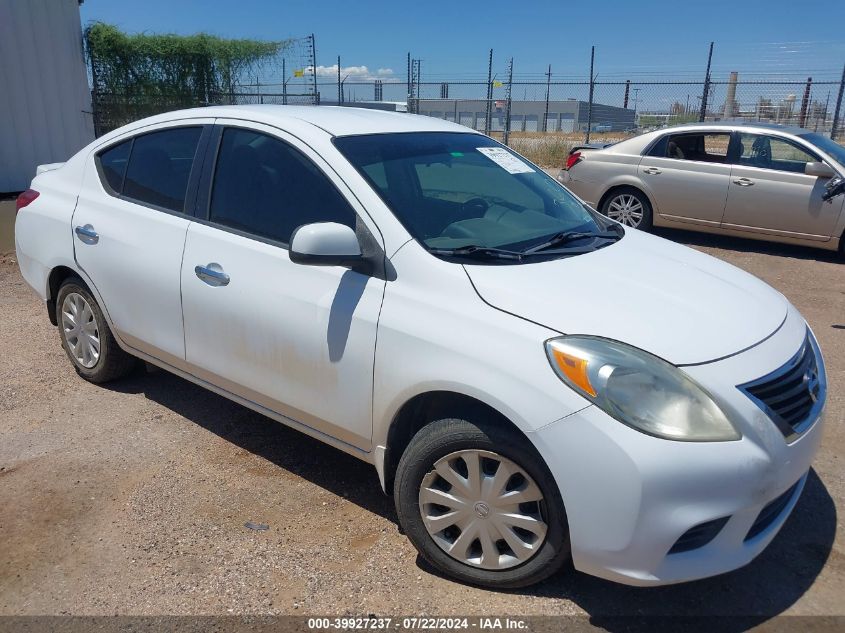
left=600, top=186, right=653, bottom=230
left=394, top=417, right=570, bottom=589
left=55, top=277, right=136, bottom=383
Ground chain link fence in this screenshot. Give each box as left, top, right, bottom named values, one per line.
left=88, top=38, right=845, bottom=168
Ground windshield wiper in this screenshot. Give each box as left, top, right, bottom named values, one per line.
left=428, top=245, right=525, bottom=260
left=522, top=229, right=621, bottom=254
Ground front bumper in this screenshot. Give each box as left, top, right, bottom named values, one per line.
left=529, top=304, right=825, bottom=586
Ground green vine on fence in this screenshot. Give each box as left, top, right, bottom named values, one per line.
left=85, top=22, right=289, bottom=101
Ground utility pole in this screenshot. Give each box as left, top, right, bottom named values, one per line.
left=585, top=46, right=595, bottom=144
left=503, top=58, right=513, bottom=145
left=307, top=34, right=317, bottom=105
left=410, top=59, right=421, bottom=113
left=484, top=49, right=493, bottom=135
left=337, top=55, right=341, bottom=105
left=543, top=64, right=552, bottom=132
left=699, top=41, right=714, bottom=122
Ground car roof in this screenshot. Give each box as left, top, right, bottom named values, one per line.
left=135, top=105, right=477, bottom=137
left=654, top=121, right=812, bottom=136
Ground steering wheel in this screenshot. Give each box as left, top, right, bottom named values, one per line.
left=462, top=197, right=490, bottom=216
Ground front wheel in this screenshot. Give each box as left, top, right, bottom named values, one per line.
left=56, top=277, right=136, bottom=383
left=601, top=187, right=653, bottom=230
left=394, top=417, right=570, bottom=588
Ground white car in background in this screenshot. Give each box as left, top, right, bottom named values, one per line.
left=15, top=106, right=826, bottom=588
left=558, top=123, right=845, bottom=254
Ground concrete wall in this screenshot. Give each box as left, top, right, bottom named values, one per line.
left=0, top=0, right=94, bottom=192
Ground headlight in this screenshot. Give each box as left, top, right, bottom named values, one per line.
left=545, top=336, right=740, bottom=441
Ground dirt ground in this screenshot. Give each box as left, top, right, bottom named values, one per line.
left=0, top=228, right=843, bottom=622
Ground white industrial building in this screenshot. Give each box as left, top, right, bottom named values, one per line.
left=0, top=0, right=94, bottom=192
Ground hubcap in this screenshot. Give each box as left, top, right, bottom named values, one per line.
left=606, top=194, right=644, bottom=227
left=419, top=450, right=548, bottom=570
left=61, top=292, right=100, bottom=368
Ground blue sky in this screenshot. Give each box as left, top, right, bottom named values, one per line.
left=81, top=0, right=844, bottom=83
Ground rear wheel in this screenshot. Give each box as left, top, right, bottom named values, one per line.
left=601, top=187, right=653, bottom=230
left=394, top=417, right=570, bottom=588
left=56, top=277, right=136, bottom=383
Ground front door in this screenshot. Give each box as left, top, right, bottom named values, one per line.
left=180, top=124, right=385, bottom=450
left=638, top=131, right=733, bottom=225
left=721, top=133, right=842, bottom=241
left=72, top=122, right=211, bottom=366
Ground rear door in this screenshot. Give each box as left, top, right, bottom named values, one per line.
left=73, top=120, right=213, bottom=367
left=637, top=131, right=732, bottom=224
left=180, top=122, right=385, bottom=450
left=721, top=132, right=841, bottom=240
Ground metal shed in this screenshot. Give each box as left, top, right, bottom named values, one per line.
left=0, top=0, right=94, bottom=193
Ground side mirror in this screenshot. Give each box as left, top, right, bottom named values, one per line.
left=822, top=176, right=845, bottom=202
left=805, top=162, right=835, bottom=178
left=289, top=222, right=362, bottom=267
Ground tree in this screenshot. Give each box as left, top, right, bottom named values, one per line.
left=85, top=23, right=289, bottom=101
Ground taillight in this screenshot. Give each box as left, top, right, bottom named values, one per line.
left=15, top=189, right=39, bottom=213
left=564, top=151, right=582, bottom=171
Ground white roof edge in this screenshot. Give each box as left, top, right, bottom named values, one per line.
left=117, top=105, right=479, bottom=137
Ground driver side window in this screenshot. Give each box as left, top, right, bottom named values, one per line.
left=736, top=133, right=818, bottom=174
left=209, top=127, right=357, bottom=246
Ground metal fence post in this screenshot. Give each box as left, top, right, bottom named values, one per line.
left=543, top=64, right=551, bottom=133
left=831, top=64, right=845, bottom=140
left=503, top=58, right=513, bottom=146
left=699, top=41, right=714, bottom=122
left=799, top=77, right=812, bottom=128
left=282, top=58, right=287, bottom=104
left=585, top=46, right=594, bottom=144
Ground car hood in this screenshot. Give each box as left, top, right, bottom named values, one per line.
left=464, top=229, right=789, bottom=365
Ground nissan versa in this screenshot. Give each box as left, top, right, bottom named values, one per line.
left=15, top=106, right=827, bottom=588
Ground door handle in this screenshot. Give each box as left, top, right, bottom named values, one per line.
left=642, top=167, right=662, bottom=175
left=74, top=224, right=99, bottom=244
left=195, top=263, right=230, bottom=287
left=733, top=177, right=755, bottom=186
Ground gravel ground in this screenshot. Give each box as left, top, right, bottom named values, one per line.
left=0, top=230, right=843, bottom=621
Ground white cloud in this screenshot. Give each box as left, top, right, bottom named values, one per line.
left=307, top=65, right=394, bottom=81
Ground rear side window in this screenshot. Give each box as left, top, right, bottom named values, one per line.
left=209, top=128, right=356, bottom=245
left=122, top=127, right=202, bottom=212
left=659, top=133, right=731, bottom=164
left=97, top=140, right=131, bottom=192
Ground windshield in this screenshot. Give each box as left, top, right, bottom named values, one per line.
left=799, top=133, right=845, bottom=167
left=334, top=132, right=617, bottom=260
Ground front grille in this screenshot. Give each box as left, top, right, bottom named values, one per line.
left=739, top=334, right=823, bottom=440
left=668, top=516, right=730, bottom=554
left=745, top=480, right=801, bottom=542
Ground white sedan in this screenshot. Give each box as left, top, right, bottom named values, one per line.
left=15, top=106, right=826, bottom=588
